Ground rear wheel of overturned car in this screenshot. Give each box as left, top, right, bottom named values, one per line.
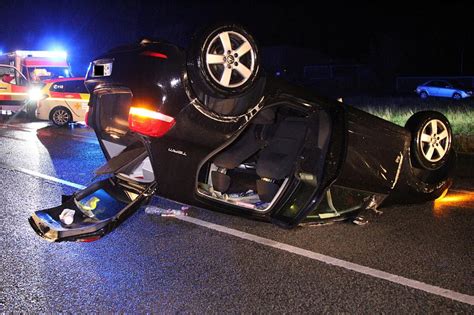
left=187, top=24, right=260, bottom=99
left=405, top=111, right=452, bottom=171
left=50, top=106, right=72, bottom=127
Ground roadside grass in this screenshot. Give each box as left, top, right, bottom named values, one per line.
left=345, top=96, right=474, bottom=153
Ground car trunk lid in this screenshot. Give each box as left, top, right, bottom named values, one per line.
left=29, top=130, right=156, bottom=242
left=29, top=172, right=156, bottom=242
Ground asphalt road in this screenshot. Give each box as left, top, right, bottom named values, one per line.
left=0, top=116, right=473, bottom=313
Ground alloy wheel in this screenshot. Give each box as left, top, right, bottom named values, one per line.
left=205, top=31, right=256, bottom=88
left=52, top=109, right=70, bottom=126
left=419, top=119, right=450, bottom=163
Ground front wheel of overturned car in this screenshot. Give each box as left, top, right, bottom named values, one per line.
left=50, top=106, right=72, bottom=127
left=187, top=24, right=260, bottom=99
left=405, top=111, right=452, bottom=171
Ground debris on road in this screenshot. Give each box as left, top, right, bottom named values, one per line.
left=145, top=205, right=189, bottom=217
left=59, top=208, right=75, bottom=225
left=352, top=216, right=369, bottom=226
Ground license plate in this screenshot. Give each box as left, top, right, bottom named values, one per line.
left=93, top=62, right=112, bottom=77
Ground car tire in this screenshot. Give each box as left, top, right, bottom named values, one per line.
left=452, top=92, right=461, bottom=100
left=50, top=106, right=72, bottom=127
left=187, top=24, right=260, bottom=99
left=405, top=111, right=452, bottom=171
left=419, top=91, right=428, bottom=99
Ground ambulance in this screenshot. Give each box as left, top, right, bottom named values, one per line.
left=35, top=77, right=89, bottom=127
left=0, top=50, right=72, bottom=114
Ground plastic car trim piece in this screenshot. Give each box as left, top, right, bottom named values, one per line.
left=190, top=95, right=265, bottom=123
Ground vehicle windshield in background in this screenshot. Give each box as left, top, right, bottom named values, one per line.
left=26, top=66, right=72, bottom=82
left=0, top=66, right=28, bottom=86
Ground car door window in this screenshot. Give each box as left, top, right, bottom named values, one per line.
left=440, top=81, right=448, bottom=87
left=71, top=80, right=88, bottom=94
left=63, top=81, right=77, bottom=93
left=430, top=81, right=444, bottom=87
left=62, top=80, right=87, bottom=94
left=0, top=66, right=27, bottom=86
left=437, top=81, right=453, bottom=97
left=76, top=81, right=88, bottom=94
left=50, top=80, right=87, bottom=95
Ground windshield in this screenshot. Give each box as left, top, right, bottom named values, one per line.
left=0, top=66, right=28, bottom=86
left=26, top=66, right=72, bottom=83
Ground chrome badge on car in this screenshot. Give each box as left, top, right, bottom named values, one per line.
left=168, top=148, right=187, bottom=157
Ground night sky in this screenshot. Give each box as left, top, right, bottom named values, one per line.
left=2, top=0, right=473, bottom=79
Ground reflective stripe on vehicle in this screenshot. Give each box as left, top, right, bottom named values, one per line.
left=50, top=91, right=82, bottom=99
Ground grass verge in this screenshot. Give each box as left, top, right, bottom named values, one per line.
left=345, top=96, right=474, bottom=153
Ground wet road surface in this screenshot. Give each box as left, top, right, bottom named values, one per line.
left=0, top=117, right=473, bottom=312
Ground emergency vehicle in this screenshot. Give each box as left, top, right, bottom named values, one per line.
left=0, top=50, right=72, bottom=114
left=0, top=65, right=28, bottom=113
left=35, top=77, right=89, bottom=126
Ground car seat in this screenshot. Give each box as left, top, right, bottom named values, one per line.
left=211, top=108, right=275, bottom=193
left=2, top=74, right=14, bottom=83
left=256, top=117, right=308, bottom=202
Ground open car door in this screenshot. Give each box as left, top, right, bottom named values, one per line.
left=267, top=105, right=345, bottom=228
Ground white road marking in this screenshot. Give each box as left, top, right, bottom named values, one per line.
left=5, top=166, right=474, bottom=306
left=14, top=166, right=86, bottom=190
left=177, top=216, right=474, bottom=306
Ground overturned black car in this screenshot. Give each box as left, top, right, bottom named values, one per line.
left=30, top=25, right=455, bottom=242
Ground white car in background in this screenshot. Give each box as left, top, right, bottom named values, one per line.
left=415, top=80, right=472, bottom=100
left=33, top=77, right=89, bottom=126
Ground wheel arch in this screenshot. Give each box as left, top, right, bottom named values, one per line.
left=452, top=91, right=463, bottom=98
left=419, top=89, right=429, bottom=96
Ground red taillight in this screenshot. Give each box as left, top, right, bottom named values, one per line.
left=128, top=107, right=175, bottom=137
